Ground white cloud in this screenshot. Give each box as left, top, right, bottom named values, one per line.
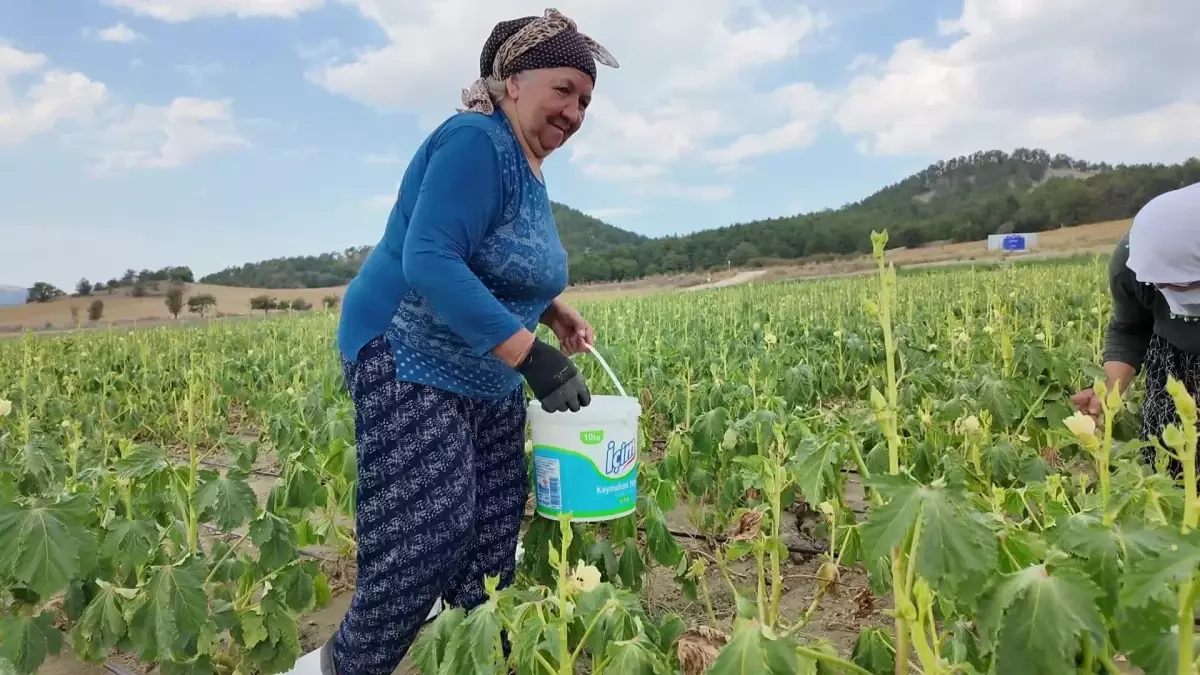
left=0, top=45, right=108, bottom=145
left=304, top=1, right=829, bottom=199
left=705, top=83, right=833, bottom=164
left=81, top=97, right=249, bottom=175
left=96, top=23, right=141, bottom=43
left=835, top=0, right=1200, bottom=162
left=105, top=0, right=325, bottom=22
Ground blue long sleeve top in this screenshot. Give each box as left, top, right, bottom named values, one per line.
left=337, top=109, right=569, bottom=400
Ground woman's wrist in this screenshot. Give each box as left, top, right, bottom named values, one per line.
left=540, top=298, right=563, bottom=326
left=494, top=328, right=537, bottom=368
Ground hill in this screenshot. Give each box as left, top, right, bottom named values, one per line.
left=196, top=202, right=648, bottom=289
left=0, top=285, right=25, bottom=307
left=188, top=148, right=1198, bottom=288
left=566, top=149, right=1200, bottom=283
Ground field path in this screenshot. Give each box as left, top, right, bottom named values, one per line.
left=684, top=269, right=768, bottom=291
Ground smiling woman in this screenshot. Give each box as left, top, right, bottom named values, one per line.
left=322, top=8, right=619, bottom=675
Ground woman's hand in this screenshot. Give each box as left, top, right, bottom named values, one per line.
left=542, top=299, right=594, bottom=355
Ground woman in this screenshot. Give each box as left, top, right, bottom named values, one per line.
left=1072, top=181, right=1200, bottom=475
left=322, top=10, right=618, bottom=675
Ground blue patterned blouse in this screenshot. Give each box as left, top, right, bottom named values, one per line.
left=337, top=109, right=569, bottom=400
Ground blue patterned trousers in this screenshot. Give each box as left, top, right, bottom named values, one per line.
left=329, top=335, right=528, bottom=675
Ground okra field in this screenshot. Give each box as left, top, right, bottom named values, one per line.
left=4, top=232, right=1200, bottom=675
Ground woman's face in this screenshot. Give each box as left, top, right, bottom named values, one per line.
left=506, top=67, right=593, bottom=159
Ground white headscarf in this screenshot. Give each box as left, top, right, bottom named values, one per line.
left=1127, top=181, right=1200, bottom=316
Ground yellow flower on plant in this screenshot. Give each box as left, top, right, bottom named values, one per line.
left=570, top=561, right=602, bottom=594
left=0, top=398, right=10, bottom=418
left=1064, top=412, right=1099, bottom=446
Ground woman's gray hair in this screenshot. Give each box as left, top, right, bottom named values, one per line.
left=484, top=71, right=529, bottom=104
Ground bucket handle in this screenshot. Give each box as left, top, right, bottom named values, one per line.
left=584, top=343, right=629, bottom=398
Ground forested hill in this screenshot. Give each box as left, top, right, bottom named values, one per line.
left=197, top=202, right=647, bottom=288
left=566, top=149, right=1200, bottom=283
left=194, top=148, right=1200, bottom=288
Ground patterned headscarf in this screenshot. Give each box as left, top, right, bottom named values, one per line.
left=461, top=8, right=619, bottom=115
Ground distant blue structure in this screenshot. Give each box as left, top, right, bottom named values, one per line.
left=0, top=285, right=28, bottom=307
left=987, top=233, right=1038, bottom=253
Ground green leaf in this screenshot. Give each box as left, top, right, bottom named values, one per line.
left=410, top=607, right=465, bottom=675
left=195, top=469, right=258, bottom=532
left=0, top=498, right=94, bottom=597
left=617, top=543, right=646, bottom=591
left=643, top=501, right=683, bottom=568
left=790, top=436, right=842, bottom=507
left=0, top=612, right=61, bottom=674
left=1120, top=530, right=1200, bottom=609
left=1115, top=599, right=1191, bottom=675
left=441, top=601, right=505, bottom=675
left=984, top=565, right=1105, bottom=675
left=250, top=512, right=299, bottom=570
left=1057, top=515, right=1168, bottom=612
left=127, top=557, right=209, bottom=662
left=70, top=581, right=135, bottom=663
left=860, top=476, right=996, bottom=596
left=915, top=493, right=996, bottom=598
left=101, top=518, right=160, bottom=574
left=654, top=614, right=687, bottom=655
left=603, top=632, right=664, bottom=675
left=851, top=627, right=894, bottom=675
left=114, top=443, right=170, bottom=479
left=708, top=619, right=799, bottom=675
left=859, top=475, right=923, bottom=562
left=241, top=592, right=302, bottom=675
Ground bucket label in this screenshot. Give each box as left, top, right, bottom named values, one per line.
left=580, top=430, right=604, bottom=445
left=532, top=434, right=638, bottom=521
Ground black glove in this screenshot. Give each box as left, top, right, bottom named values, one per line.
left=517, top=339, right=592, bottom=413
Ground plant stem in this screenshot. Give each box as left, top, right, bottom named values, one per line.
left=205, top=530, right=252, bottom=585
left=891, top=549, right=910, bottom=675
left=795, top=645, right=875, bottom=675
left=1178, top=580, right=1196, bottom=675
left=699, top=575, right=718, bottom=627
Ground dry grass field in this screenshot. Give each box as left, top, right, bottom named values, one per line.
left=0, top=218, right=1131, bottom=332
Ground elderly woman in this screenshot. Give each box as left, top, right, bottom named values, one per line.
left=322, top=10, right=618, bottom=675
left=1073, top=181, right=1200, bottom=476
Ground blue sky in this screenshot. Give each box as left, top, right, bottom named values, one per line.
left=2, top=0, right=1198, bottom=289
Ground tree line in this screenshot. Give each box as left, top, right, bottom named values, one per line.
left=19, top=148, right=1200, bottom=296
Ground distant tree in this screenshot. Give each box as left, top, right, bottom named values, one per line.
left=187, top=294, right=217, bottom=318
left=165, top=286, right=185, bottom=319
left=276, top=299, right=292, bottom=312
left=87, top=299, right=104, bottom=323
left=93, top=281, right=105, bottom=293
left=121, top=269, right=137, bottom=285
left=727, top=242, right=761, bottom=267
left=291, top=298, right=312, bottom=311
left=249, top=295, right=276, bottom=316
left=131, top=283, right=148, bottom=298
left=76, top=278, right=93, bottom=296
left=322, top=295, right=341, bottom=310
left=27, top=282, right=65, bottom=303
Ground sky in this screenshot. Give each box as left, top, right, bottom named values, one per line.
left=2, top=0, right=1199, bottom=289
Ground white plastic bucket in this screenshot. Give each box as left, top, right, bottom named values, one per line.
left=528, top=346, right=640, bottom=522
